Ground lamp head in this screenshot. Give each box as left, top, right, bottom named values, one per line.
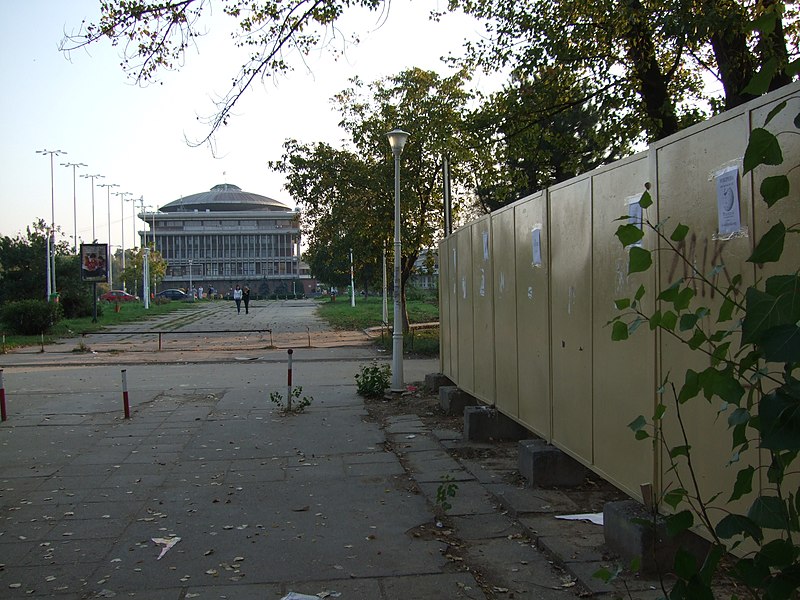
left=386, top=129, right=410, bottom=156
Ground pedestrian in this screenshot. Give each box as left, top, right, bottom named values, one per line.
left=243, top=286, right=251, bottom=314
left=233, top=284, right=243, bottom=314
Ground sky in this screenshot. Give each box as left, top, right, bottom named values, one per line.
left=0, top=0, right=493, bottom=251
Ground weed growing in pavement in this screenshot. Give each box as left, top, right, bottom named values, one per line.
left=72, top=340, right=91, bottom=353
left=435, top=474, right=459, bottom=513
left=355, top=361, right=391, bottom=398
left=269, top=386, right=313, bottom=414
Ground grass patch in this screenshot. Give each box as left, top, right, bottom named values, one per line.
left=317, top=296, right=439, bottom=330
left=0, top=299, right=202, bottom=352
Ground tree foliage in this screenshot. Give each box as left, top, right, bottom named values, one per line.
left=271, top=67, right=478, bottom=329
left=449, top=0, right=799, bottom=140
left=121, top=246, right=167, bottom=295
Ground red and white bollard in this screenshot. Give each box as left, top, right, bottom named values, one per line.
left=287, top=349, right=293, bottom=412
left=121, top=369, right=130, bottom=419
left=0, top=368, right=7, bottom=422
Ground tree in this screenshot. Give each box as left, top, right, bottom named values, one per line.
left=469, top=65, right=641, bottom=211
left=0, top=220, right=71, bottom=304
left=61, top=0, right=387, bottom=145
left=121, top=247, right=167, bottom=296
left=271, top=67, right=479, bottom=330
left=449, top=0, right=799, bottom=140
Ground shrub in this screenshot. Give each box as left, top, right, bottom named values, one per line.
left=1, top=299, right=63, bottom=335
left=59, top=290, right=97, bottom=319
left=355, top=361, right=391, bottom=398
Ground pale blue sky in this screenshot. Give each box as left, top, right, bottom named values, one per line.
left=0, top=0, right=490, bottom=250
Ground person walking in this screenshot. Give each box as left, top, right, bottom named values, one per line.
left=233, top=284, right=243, bottom=314
left=243, top=286, right=251, bottom=314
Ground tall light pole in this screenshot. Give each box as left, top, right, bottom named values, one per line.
left=61, top=161, right=86, bottom=253
left=386, top=128, right=410, bottom=392
left=36, top=149, right=66, bottom=301
left=81, top=173, right=104, bottom=241
left=98, top=182, right=119, bottom=286
left=126, top=196, right=139, bottom=249
left=350, top=248, right=356, bottom=307
left=115, top=191, right=132, bottom=290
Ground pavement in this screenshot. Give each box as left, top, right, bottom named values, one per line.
left=0, top=300, right=664, bottom=599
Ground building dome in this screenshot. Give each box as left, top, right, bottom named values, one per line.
left=159, top=184, right=292, bottom=213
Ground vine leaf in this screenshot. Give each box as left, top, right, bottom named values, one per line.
left=742, top=275, right=800, bottom=346
left=760, top=387, right=800, bottom=451
left=748, top=221, right=786, bottom=264
left=628, top=246, right=652, bottom=274
left=759, top=175, right=790, bottom=206
left=743, top=128, right=783, bottom=174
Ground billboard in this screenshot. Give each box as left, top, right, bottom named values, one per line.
left=80, top=243, right=109, bottom=283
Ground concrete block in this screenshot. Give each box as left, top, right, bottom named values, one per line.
left=518, top=439, right=590, bottom=487
left=439, top=386, right=478, bottom=416
left=425, top=372, right=454, bottom=393
left=604, top=500, right=710, bottom=575
left=463, top=405, right=530, bottom=442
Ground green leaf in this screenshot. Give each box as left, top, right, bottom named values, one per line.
left=612, top=320, right=629, bottom=341
left=634, top=284, right=646, bottom=302
left=699, top=366, right=745, bottom=405
left=743, top=127, right=783, bottom=174
left=673, top=547, right=697, bottom=579
left=616, top=223, right=644, bottom=247
left=748, top=495, right=789, bottom=529
left=669, top=445, right=690, bottom=459
left=760, top=175, right=790, bottom=207
left=715, top=514, right=762, bottom=541
left=667, top=510, right=694, bottom=537
left=654, top=403, right=666, bottom=420
left=730, top=466, right=755, bottom=502
left=760, top=388, right=800, bottom=451
left=614, top=298, right=630, bottom=310
left=638, top=190, right=653, bottom=209
left=717, top=297, right=735, bottom=323
left=679, top=313, right=699, bottom=331
left=764, top=100, right=787, bottom=125
left=742, top=58, right=778, bottom=96
left=675, top=287, right=695, bottom=311
left=748, top=221, right=786, bottom=264
left=671, top=223, right=689, bottom=242
left=742, top=275, right=800, bottom=345
left=661, top=310, right=678, bottom=331
left=687, top=328, right=707, bottom=350
left=759, top=539, right=795, bottom=568
left=760, top=324, right=800, bottom=363
left=678, top=370, right=701, bottom=404
left=628, top=415, right=647, bottom=432
left=663, top=488, right=688, bottom=509
left=628, top=246, right=652, bottom=274
left=795, top=110, right=800, bottom=129
left=634, top=429, right=650, bottom=440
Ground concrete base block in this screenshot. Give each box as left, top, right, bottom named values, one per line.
left=463, top=405, right=530, bottom=442
left=518, top=439, right=590, bottom=487
left=604, top=500, right=710, bottom=575
left=439, top=386, right=478, bottom=416
left=425, top=372, right=454, bottom=394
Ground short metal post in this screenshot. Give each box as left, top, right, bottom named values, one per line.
left=158, top=332, right=163, bottom=351
left=121, top=369, right=130, bottom=419
left=0, top=368, right=7, bottom=421
left=287, top=349, right=293, bottom=412
left=40, top=333, right=45, bottom=353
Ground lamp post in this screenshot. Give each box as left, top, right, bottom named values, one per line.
left=61, top=161, right=86, bottom=253
left=386, top=128, right=410, bottom=392
left=350, top=248, right=356, bottom=307
left=81, top=173, right=104, bottom=240
left=98, top=182, right=119, bottom=286
left=188, top=259, right=193, bottom=301
left=36, top=149, right=66, bottom=301
left=115, top=191, right=132, bottom=290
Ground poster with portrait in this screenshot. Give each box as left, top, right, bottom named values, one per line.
left=80, top=243, right=109, bottom=282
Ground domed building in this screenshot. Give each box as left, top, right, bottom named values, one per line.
left=139, top=184, right=312, bottom=297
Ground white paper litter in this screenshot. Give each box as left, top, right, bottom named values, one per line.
left=555, top=512, right=604, bottom=525
left=152, top=536, right=181, bottom=560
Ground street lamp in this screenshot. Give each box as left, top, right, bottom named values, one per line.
left=350, top=248, right=356, bottom=307
left=61, top=161, right=86, bottom=253
left=114, top=191, right=132, bottom=289
left=81, top=173, right=104, bottom=240
left=36, top=149, right=66, bottom=301
left=386, top=128, right=409, bottom=392
left=188, top=259, right=193, bottom=301
left=98, top=182, right=119, bottom=286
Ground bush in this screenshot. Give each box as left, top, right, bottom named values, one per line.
left=59, top=290, right=98, bottom=319
left=1, top=299, right=63, bottom=335
left=355, top=361, right=391, bottom=398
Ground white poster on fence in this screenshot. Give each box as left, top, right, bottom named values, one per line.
left=716, top=166, right=741, bottom=236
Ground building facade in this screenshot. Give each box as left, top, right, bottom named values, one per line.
left=139, top=183, right=313, bottom=297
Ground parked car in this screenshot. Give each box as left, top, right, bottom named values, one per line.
left=155, top=288, right=188, bottom=301
left=100, top=290, right=138, bottom=302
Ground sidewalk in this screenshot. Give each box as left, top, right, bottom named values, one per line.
left=0, top=303, right=661, bottom=599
